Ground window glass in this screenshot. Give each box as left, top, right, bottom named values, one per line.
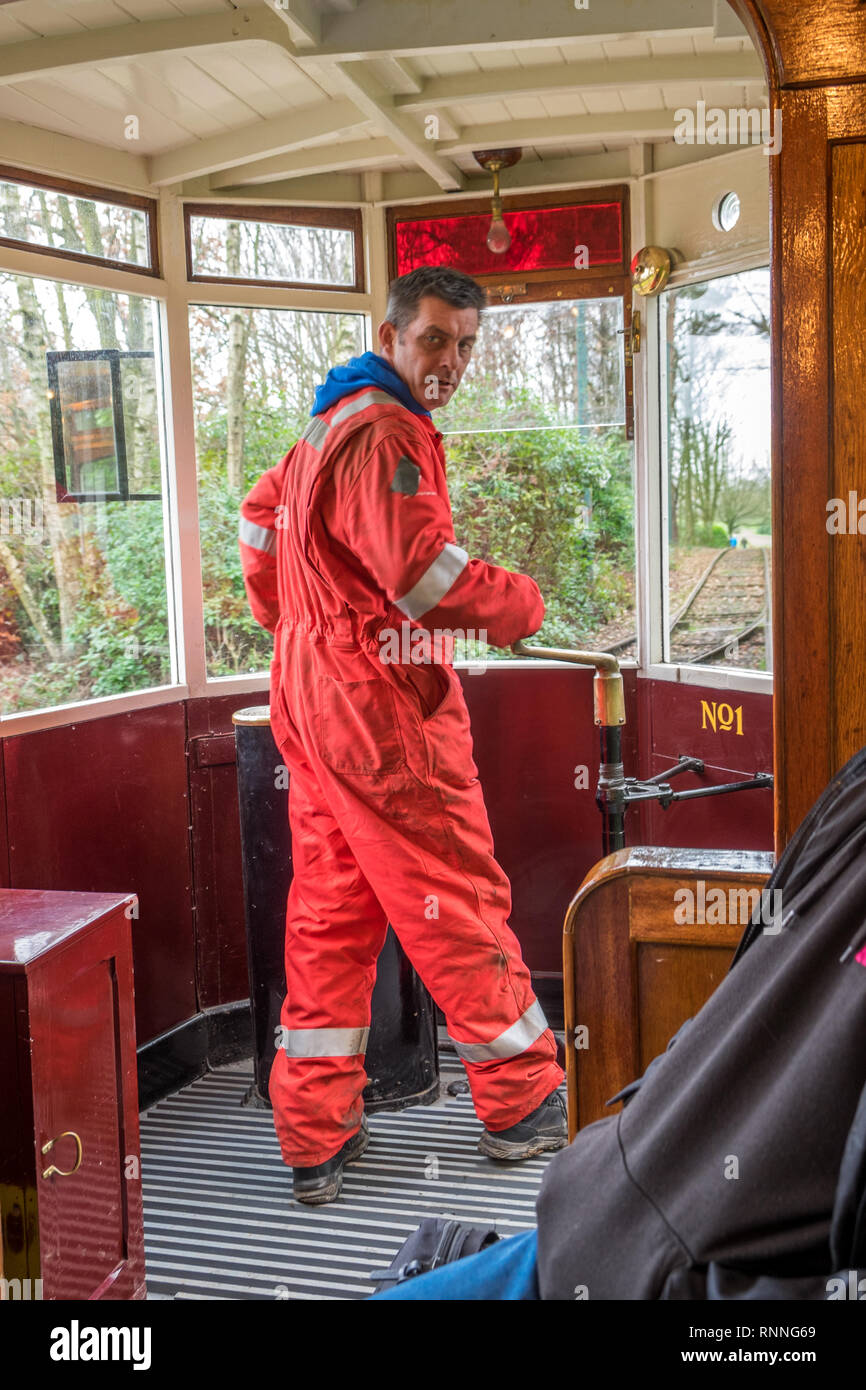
left=661, top=267, right=771, bottom=671
left=395, top=202, right=623, bottom=277
left=189, top=304, right=365, bottom=677
left=0, top=271, right=173, bottom=715
left=189, top=214, right=358, bottom=288
left=0, top=177, right=151, bottom=268
left=439, top=297, right=635, bottom=659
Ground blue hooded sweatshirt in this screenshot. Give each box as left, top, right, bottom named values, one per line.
left=310, top=351, right=431, bottom=420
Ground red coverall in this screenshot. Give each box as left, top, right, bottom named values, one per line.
left=240, top=384, right=564, bottom=1166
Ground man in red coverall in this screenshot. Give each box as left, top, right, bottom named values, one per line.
left=239, top=265, right=565, bottom=1204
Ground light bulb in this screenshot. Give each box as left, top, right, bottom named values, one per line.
left=486, top=217, right=511, bottom=254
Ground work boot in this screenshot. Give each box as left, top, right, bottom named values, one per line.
left=478, top=1090, right=567, bottom=1161
left=292, top=1116, right=369, bottom=1205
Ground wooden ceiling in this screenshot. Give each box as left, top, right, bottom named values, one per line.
left=0, top=0, right=767, bottom=201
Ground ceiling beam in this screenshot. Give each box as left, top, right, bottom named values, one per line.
left=0, top=7, right=296, bottom=87
left=373, top=56, right=424, bottom=96
left=146, top=99, right=367, bottom=185
left=334, top=61, right=464, bottom=191
left=308, top=0, right=718, bottom=60
left=439, top=109, right=685, bottom=155
left=378, top=149, right=634, bottom=205
left=713, top=0, right=748, bottom=37
left=197, top=171, right=365, bottom=204
left=394, top=51, right=765, bottom=112
left=265, top=0, right=321, bottom=50
left=208, top=137, right=401, bottom=187
left=0, top=115, right=150, bottom=190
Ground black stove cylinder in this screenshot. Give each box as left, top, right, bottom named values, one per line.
left=233, top=706, right=439, bottom=1113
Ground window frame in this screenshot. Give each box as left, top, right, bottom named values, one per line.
left=0, top=164, right=160, bottom=277
left=387, top=185, right=634, bottom=438
left=640, top=249, right=773, bottom=695
left=184, top=202, right=366, bottom=294
left=0, top=188, right=376, bottom=733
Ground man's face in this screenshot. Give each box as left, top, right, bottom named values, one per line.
left=378, top=294, right=479, bottom=411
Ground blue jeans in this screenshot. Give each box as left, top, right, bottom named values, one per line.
left=369, top=1228, right=540, bottom=1300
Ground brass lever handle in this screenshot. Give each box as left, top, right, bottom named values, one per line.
left=41, top=1130, right=83, bottom=1179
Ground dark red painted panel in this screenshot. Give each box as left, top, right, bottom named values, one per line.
left=460, top=664, right=636, bottom=976
left=187, top=691, right=269, bottom=740
left=186, top=690, right=267, bottom=1011
left=0, top=738, right=9, bottom=888
left=636, top=678, right=774, bottom=851
left=188, top=747, right=248, bottom=1010
left=3, top=705, right=195, bottom=1043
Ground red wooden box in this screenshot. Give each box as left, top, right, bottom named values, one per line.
left=0, top=889, right=145, bottom=1300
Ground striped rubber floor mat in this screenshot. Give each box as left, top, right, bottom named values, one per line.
left=140, top=1057, right=561, bottom=1300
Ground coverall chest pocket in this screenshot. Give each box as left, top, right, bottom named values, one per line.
left=316, top=675, right=407, bottom=775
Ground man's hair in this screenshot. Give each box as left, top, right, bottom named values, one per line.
left=385, top=265, right=487, bottom=332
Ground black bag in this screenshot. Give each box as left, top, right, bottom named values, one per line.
left=536, top=742, right=866, bottom=1300
left=369, top=1217, right=500, bottom=1293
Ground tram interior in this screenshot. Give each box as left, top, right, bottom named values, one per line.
left=0, top=0, right=859, bottom=1305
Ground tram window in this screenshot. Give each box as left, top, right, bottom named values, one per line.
left=660, top=267, right=771, bottom=673
left=0, top=271, right=173, bottom=716
left=186, top=208, right=362, bottom=292
left=189, top=304, right=365, bottom=678
left=0, top=173, right=154, bottom=272
left=436, top=296, right=635, bottom=660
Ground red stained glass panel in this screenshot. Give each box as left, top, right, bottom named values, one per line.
left=395, top=202, right=623, bottom=277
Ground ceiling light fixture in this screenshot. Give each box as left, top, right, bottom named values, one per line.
left=472, top=148, right=522, bottom=254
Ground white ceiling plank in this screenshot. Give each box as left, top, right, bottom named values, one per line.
left=132, top=49, right=268, bottom=127
left=649, top=35, right=697, bottom=56
left=306, top=0, right=718, bottom=60
left=502, top=96, right=549, bottom=122
left=147, top=96, right=367, bottom=183
left=334, top=61, right=464, bottom=191
left=0, top=6, right=296, bottom=87
left=93, top=58, right=233, bottom=139
left=184, top=49, right=303, bottom=121
left=601, top=37, right=652, bottom=60
left=0, top=84, right=94, bottom=142
left=394, top=51, right=763, bottom=112
left=539, top=93, right=589, bottom=119
left=581, top=90, right=627, bottom=116
left=32, top=64, right=203, bottom=149
left=208, top=136, right=400, bottom=187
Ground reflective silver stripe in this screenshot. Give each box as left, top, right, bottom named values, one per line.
left=302, top=415, right=330, bottom=451
left=330, top=389, right=398, bottom=428
left=394, top=543, right=468, bottom=620
left=279, top=1026, right=370, bottom=1058
left=450, top=1001, right=548, bottom=1066
left=239, top=516, right=277, bottom=556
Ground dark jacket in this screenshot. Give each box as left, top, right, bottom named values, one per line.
left=536, top=745, right=866, bottom=1299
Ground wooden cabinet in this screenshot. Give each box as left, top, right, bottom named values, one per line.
left=563, top=848, right=776, bottom=1137
left=0, top=890, right=145, bottom=1300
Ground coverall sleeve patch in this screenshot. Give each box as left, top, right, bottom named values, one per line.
left=390, top=456, right=421, bottom=496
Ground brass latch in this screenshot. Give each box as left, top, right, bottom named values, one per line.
left=486, top=283, right=527, bottom=304
left=617, top=310, right=641, bottom=364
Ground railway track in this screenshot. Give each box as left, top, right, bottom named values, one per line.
left=606, top=545, right=771, bottom=668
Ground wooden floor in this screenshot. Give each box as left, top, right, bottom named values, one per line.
left=140, top=1054, right=560, bottom=1300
